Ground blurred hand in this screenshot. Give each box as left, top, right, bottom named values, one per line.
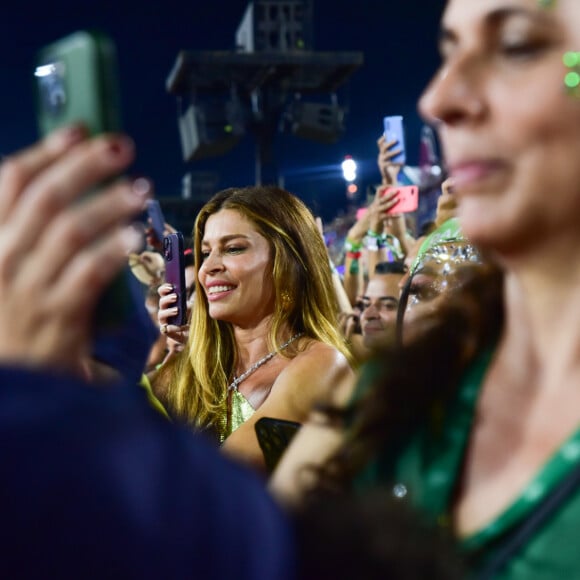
left=377, top=135, right=404, bottom=186
left=368, top=186, right=401, bottom=232
left=315, top=216, right=324, bottom=238
left=128, top=250, right=165, bottom=286
left=145, top=220, right=176, bottom=251
left=346, top=208, right=371, bottom=243
left=0, top=127, right=148, bottom=375
left=338, top=312, right=360, bottom=342
left=435, top=178, right=458, bottom=227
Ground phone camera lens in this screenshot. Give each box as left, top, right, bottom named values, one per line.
left=37, top=61, right=67, bottom=118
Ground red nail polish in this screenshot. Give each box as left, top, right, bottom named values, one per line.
left=106, top=136, right=134, bottom=158
left=107, top=141, right=124, bottom=156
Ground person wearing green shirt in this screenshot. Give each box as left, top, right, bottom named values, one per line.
left=273, top=1, right=580, bottom=577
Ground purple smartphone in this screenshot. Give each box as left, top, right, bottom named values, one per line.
left=162, top=232, right=188, bottom=326
left=383, top=115, right=406, bottom=165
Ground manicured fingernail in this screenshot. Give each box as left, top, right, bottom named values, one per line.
left=54, top=124, right=86, bottom=146
left=121, top=226, right=145, bottom=254
left=65, top=124, right=86, bottom=142
left=132, top=177, right=153, bottom=197
left=106, top=136, right=134, bottom=158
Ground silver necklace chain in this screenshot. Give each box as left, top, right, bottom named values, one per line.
left=227, top=332, right=304, bottom=393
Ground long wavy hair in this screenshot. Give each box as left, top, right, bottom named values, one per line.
left=311, top=262, right=504, bottom=494
left=166, top=185, right=352, bottom=439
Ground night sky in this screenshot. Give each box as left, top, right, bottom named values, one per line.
left=1, top=0, right=444, bottom=225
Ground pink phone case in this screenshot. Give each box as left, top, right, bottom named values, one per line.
left=383, top=185, right=419, bottom=214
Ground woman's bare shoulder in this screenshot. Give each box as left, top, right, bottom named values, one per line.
left=279, top=339, right=356, bottom=406
left=297, top=338, right=350, bottom=362
left=289, top=339, right=352, bottom=377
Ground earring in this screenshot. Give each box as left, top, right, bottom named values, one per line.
left=281, top=290, right=293, bottom=310
left=563, top=52, right=580, bottom=98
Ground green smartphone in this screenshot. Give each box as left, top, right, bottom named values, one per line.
left=35, top=31, right=130, bottom=330
left=35, top=30, right=121, bottom=136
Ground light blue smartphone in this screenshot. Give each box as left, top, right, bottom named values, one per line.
left=383, top=115, right=406, bottom=165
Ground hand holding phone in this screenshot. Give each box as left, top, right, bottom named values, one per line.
left=163, top=233, right=188, bottom=326
left=383, top=115, right=406, bottom=165
left=36, top=31, right=130, bottom=330
left=383, top=185, right=419, bottom=215
left=441, top=177, right=455, bottom=196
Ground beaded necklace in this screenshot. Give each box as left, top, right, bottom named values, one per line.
left=227, top=332, right=303, bottom=393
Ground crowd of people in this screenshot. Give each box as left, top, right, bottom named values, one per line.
left=3, top=0, right=580, bottom=577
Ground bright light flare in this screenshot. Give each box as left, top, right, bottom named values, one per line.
left=341, top=156, right=357, bottom=182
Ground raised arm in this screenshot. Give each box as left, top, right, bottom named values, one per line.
left=221, top=342, right=355, bottom=472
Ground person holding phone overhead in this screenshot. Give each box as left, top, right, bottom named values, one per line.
left=156, top=185, right=355, bottom=470
left=274, top=0, right=580, bottom=576
left=341, top=132, right=417, bottom=309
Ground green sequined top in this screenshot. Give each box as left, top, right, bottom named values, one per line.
left=354, top=350, right=580, bottom=579
left=218, top=389, right=256, bottom=443
left=230, top=390, right=255, bottom=435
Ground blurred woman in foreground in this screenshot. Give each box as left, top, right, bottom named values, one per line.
left=273, top=0, right=580, bottom=576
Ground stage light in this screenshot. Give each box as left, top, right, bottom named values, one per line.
left=341, top=155, right=357, bottom=182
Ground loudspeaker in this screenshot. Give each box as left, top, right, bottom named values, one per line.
left=178, top=103, right=243, bottom=162
left=290, top=102, right=344, bottom=144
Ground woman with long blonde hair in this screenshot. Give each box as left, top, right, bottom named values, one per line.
left=158, top=185, right=354, bottom=469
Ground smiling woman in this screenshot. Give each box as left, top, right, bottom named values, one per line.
left=156, top=185, right=355, bottom=470
left=198, top=209, right=276, bottom=328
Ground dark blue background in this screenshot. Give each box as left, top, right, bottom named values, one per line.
left=1, top=1, right=444, bottom=224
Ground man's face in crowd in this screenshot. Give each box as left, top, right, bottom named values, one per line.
left=360, top=272, right=403, bottom=347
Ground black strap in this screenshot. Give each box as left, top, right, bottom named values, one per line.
left=475, top=460, right=580, bottom=579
